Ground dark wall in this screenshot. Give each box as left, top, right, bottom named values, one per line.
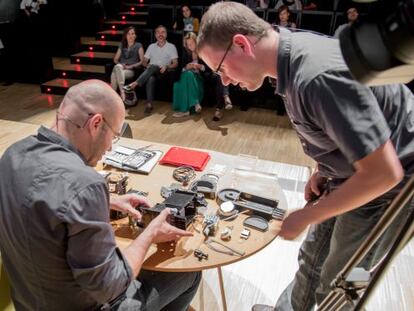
left=0, top=0, right=103, bottom=83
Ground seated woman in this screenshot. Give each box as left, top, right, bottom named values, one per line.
left=110, top=26, right=144, bottom=101
left=172, top=5, right=199, bottom=34
left=274, top=5, right=297, bottom=29
left=172, top=32, right=204, bottom=117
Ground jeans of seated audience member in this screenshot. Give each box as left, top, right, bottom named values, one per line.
left=173, top=70, right=204, bottom=113
left=276, top=181, right=414, bottom=311
left=107, top=270, right=201, bottom=311
left=111, top=64, right=135, bottom=91
left=215, top=75, right=229, bottom=110
left=134, top=64, right=169, bottom=103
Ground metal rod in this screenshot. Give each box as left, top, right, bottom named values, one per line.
left=217, top=266, right=228, bottom=311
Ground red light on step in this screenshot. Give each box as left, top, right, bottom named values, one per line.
left=63, top=80, right=68, bottom=87
left=47, top=88, right=51, bottom=92
left=122, top=15, right=126, bottom=20
left=101, top=35, right=105, bottom=39
left=131, top=7, right=135, bottom=11
left=89, top=46, right=94, bottom=51
left=112, top=25, right=116, bottom=29
left=62, top=72, right=66, bottom=77
left=76, top=58, right=80, bottom=63
left=139, top=0, right=143, bottom=3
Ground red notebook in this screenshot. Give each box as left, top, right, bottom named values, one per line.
left=159, top=147, right=210, bottom=171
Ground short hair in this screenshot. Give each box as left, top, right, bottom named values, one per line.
left=278, top=5, right=290, bottom=14
left=154, top=25, right=167, bottom=33
left=197, top=1, right=270, bottom=51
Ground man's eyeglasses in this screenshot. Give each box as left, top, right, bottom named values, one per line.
left=214, top=40, right=233, bottom=76
left=214, top=31, right=268, bottom=77
left=56, top=111, right=121, bottom=144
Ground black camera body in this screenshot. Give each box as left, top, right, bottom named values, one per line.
left=139, top=190, right=199, bottom=230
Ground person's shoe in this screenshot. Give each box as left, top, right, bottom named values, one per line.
left=144, top=104, right=153, bottom=114
left=251, top=304, right=275, bottom=311
left=172, top=111, right=190, bottom=117
left=195, top=103, right=202, bottom=113
left=212, top=109, right=223, bottom=122
left=224, top=96, right=233, bottom=110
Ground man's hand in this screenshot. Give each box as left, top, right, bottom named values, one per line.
left=304, top=170, right=327, bottom=202
left=145, top=209, right=193, bottom=244
left=159, top=66, right=167, bottom=74
left=110, top=194, right=150, bottom=221
left=278, top=206, right=313, bottom=240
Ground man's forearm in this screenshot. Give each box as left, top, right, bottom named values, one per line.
left=121, top=230, right=155, bottom=277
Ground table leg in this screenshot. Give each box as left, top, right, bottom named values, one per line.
left=217, top=266, right=228, bottom=311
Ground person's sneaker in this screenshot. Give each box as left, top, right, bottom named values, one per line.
left=195, top=103, right=202, bottom=113
left=144, top=104, right=153, bottom=114
left=224, top=96, right=233, bottom=110
left=251, top=304, right=275, bottom=311
left=122, top=85, right=133, bottom=92
left=212, top=109, right=223, bottom=122
left=172, top=111, right=190, bottom=117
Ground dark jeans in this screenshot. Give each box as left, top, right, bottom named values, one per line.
left=107, top=270, right=201, bottom=311
left=214, top=74, right=229, bottom=110
left=135, top=65, right=168, bottom=104
left=276, top=183, right=414, bottom=311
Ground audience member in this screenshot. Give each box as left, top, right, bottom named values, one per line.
left=20, top=0, right=47, bottom=18
left=334, top=7, right=359, bottom=38
left=246, top=0, right=270, bottom=9
left=197, top=3, right=414, bottom=311
left=275, top=5, right=296, bottom=29
left=173, top=5, right=200, bottom=34
left=172, top=32, right=204, bottom=117
left=111, top=26, right=144, bottom=101
left=212, top=76, right=233, bottom=121
left=274, top=0, right=302, bottom=10
left=126, top=25, right=178, bottom=114
left=0, top=80, right=201, bottom=311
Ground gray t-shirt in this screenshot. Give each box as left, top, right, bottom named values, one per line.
left=276, top=28, right=414, bottom=183
left=0, top=126, right=133, bottom=310
left=119, top=42, right=142, bottom=65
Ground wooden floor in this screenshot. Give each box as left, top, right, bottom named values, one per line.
left=0, top=82, right=314, bottom=168
left=0, top=83, right=412, bottom=311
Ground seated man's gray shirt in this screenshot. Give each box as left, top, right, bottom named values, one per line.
left=0, top=126, right=133, bottom=311
left=276, top=28, right=414, bottom=191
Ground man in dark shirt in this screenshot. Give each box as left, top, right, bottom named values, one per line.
left=197, top=2, right=414, bottom=311
left=0, top=80, right=200, bottom=311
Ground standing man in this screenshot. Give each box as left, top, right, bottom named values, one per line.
left=126, top=25, right=178, bottom=114
left=0, top=80, right=200, bottom=311
left=197, top=2, right=414, bottom=310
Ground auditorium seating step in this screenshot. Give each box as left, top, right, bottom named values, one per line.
left=40, top=78, right=84, bottom=95
left=103, top=20, right=146, bottom=30
left=117, top=11, right=148, bottom=21
left=81, top=37, right=119, bottom=53
left=70, top=51, right=114, bottom=66
left=96, top=30, right=123, bottom=41
left=52, top=57, right=107, bottom=81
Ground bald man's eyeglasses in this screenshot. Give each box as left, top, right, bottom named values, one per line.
left=56, top=111, right=121, bottom=144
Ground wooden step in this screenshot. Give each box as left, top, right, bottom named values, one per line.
left=122, top=3, right=148, bottom=11
left=40, top=78, right=84, bottom=95
left=103, top=20, right=147, bottom=30
left=70, top=51, right=114, bottom=66
left=117, top=11, right=148, bottom=22
left=52, top=57, right=107, bottom=80
left=80, top=37, right=119, bottom=52
left=96, top=30, right=123, bottom=41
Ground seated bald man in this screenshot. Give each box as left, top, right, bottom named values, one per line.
left=0, top=80, right=200, bottom=311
